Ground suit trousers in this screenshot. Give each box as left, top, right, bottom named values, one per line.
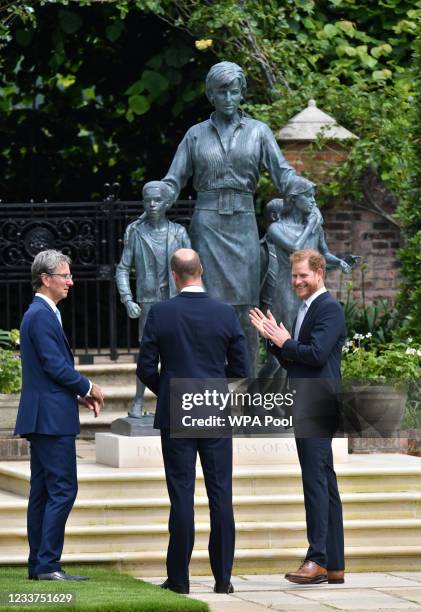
left=27, top=434, right=78, bottom=575
left=160, top=431, right=235, bottom=587
left=295, top=437, right=344, bottom=571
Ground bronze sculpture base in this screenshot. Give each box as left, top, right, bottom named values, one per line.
left=110, top=415, right=158, bottom=436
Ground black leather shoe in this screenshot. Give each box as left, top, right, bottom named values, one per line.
left=160, top=579, right=189, bottom=594
left=214, top=582, right=234, bottom=594
left=36, top=571, right=89, bottom=581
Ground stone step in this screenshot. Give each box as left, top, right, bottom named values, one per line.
left=91, top=385, right=156, bottom=413
left=3, top=545, right=421, bottom=575
left=0, top=395, right=19, bottom=434
left=1, top=459, right=421, bottom=499
left=78, top=364, right=138, bottom=388
left=1, top=491, right=421, bottom=527
left=79, top=411, right=129, bottom=439
left=3, top=519, right=421, bottom=555
left=0, top=389, right=157, bottom=439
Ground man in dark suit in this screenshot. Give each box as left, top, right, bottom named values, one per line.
left=15, top=249, right=104, bottom=581
left=250, top=249, right=346, bottom=585
left=137, top=248, right=249, bottom=595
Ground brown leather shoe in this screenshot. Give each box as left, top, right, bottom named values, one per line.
left=285, top=560, right=328, bottom=584
left=327, top=570, right=345, bottom=584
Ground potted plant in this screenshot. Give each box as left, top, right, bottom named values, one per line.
left=341, top=335, right=421, bottom=438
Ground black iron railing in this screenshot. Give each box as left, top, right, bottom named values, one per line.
left=0, top=192, right=194, bottom=362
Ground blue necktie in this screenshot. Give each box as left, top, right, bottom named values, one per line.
left=294, top=302, right=308, bottom=340
left=55, top=308, right=62, bottom=327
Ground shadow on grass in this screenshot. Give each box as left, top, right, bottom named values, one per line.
left=0, top=566, right=209, bottom=611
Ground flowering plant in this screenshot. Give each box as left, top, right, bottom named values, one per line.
left=341, top=335, right=421, bottom=385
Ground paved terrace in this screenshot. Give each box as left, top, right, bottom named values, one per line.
left=144, top=572, right=421, bottom=611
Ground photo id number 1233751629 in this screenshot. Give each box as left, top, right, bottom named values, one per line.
left=0, top=592, right=75, bottom=605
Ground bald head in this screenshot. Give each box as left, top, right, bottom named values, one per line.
left=170, top=248, right=203, bottom=289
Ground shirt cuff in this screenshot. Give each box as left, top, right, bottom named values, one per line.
left=85, top=381, right=93, bottom=397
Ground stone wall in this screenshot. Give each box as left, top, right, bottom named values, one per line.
left=282, top=143, right=402, bottom=304
left=282, top=142, right=349, bottom=183
left=322, top=201, right=402, bottom=303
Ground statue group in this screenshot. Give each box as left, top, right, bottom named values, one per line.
left=116, top=61, right=352, bottom=418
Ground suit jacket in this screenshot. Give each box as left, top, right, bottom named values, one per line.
left=14, top=297, right=90, bottom=436
left=269, top=291, right=346, bottom=436
left=269, top=291, right=346, bottom=379
left=116, top=219, right=191, bottom=305
left=137, top=291, right=250, bottom=429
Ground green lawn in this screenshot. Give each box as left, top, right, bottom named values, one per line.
left=0, top=566, right=209, bottom=612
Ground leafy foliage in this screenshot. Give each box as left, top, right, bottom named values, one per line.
left=343, top=297, right=399, bottom=346
left=395, top=35, right=421, bottom=341
left=0, top=329, right=20, bottom=349
left=144, top=0, right=420, bottom=208
left=0, top=349, right=21, bottom=393
left=0, top=2, right=212, bottom=201
left=1, top=0, right=420, bottom=338
left=341, top=339, right=421, bottom=384
left=1, top=0, right=418, bottom=202
left=0, top=329, right=21, bottom=393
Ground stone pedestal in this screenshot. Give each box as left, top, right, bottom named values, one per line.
left=0, top=394, right=29, bottom=460
left=110, top=415, right=158, bottom=437
left=0, top=435, right=30, bottom=460
left=96, top=432, right=349, bottom=468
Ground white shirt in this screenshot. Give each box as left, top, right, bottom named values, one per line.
left=302, top=286, right=327, bottom=310
left=35, top=292, right=57, bottom=312
left=180, top=285, right=205, bottom=293
left=294, top=286, right=327, bottom=341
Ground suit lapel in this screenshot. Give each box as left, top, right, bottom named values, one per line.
left=33, top=297, right=73, bottom=358
left=298, top=292, right=330, bottom=340
left=292, top=316, right=297, bottom=339
left=60, top=325, right=73, bottom=358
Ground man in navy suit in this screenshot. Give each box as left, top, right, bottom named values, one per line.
left=137, top=248, right=249, bottom=595
left=15, top=250, right=104, bottom=581
left=250, top=249, right=346, bottom=585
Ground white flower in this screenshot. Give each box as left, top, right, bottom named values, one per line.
left=408, top=337, right=413, bottom=343
left=417, top=350, right=421, bottom=357
left=366, top=332, right=372, bottom=338
left=406, top=348, right=417, bottom=355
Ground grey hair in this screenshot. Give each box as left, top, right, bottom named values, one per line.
left=31, top=249, right=71, bottom=291
left=205, top=61, right=247, bottom=102
left=142, top=180, right=173, bottom=204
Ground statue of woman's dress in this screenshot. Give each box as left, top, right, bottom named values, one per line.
left=163, top=112, right=294, bottom=309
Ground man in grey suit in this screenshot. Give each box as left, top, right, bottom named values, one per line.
left=116, top=180, right=190, bottom=416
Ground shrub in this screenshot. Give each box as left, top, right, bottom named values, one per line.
left=0, top=348, right=21, bottom=394
left=0, top=329, right=21, bottom=393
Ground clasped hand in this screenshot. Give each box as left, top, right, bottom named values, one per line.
left=78, top=382, right=104, bottom=418
left=249, top=307, right=291, bottom=348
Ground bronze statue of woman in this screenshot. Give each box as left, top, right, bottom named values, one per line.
left=162, top=61, right=297, bottom=368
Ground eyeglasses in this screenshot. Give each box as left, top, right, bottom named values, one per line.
left=46, top=273, right=73, bottom=281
